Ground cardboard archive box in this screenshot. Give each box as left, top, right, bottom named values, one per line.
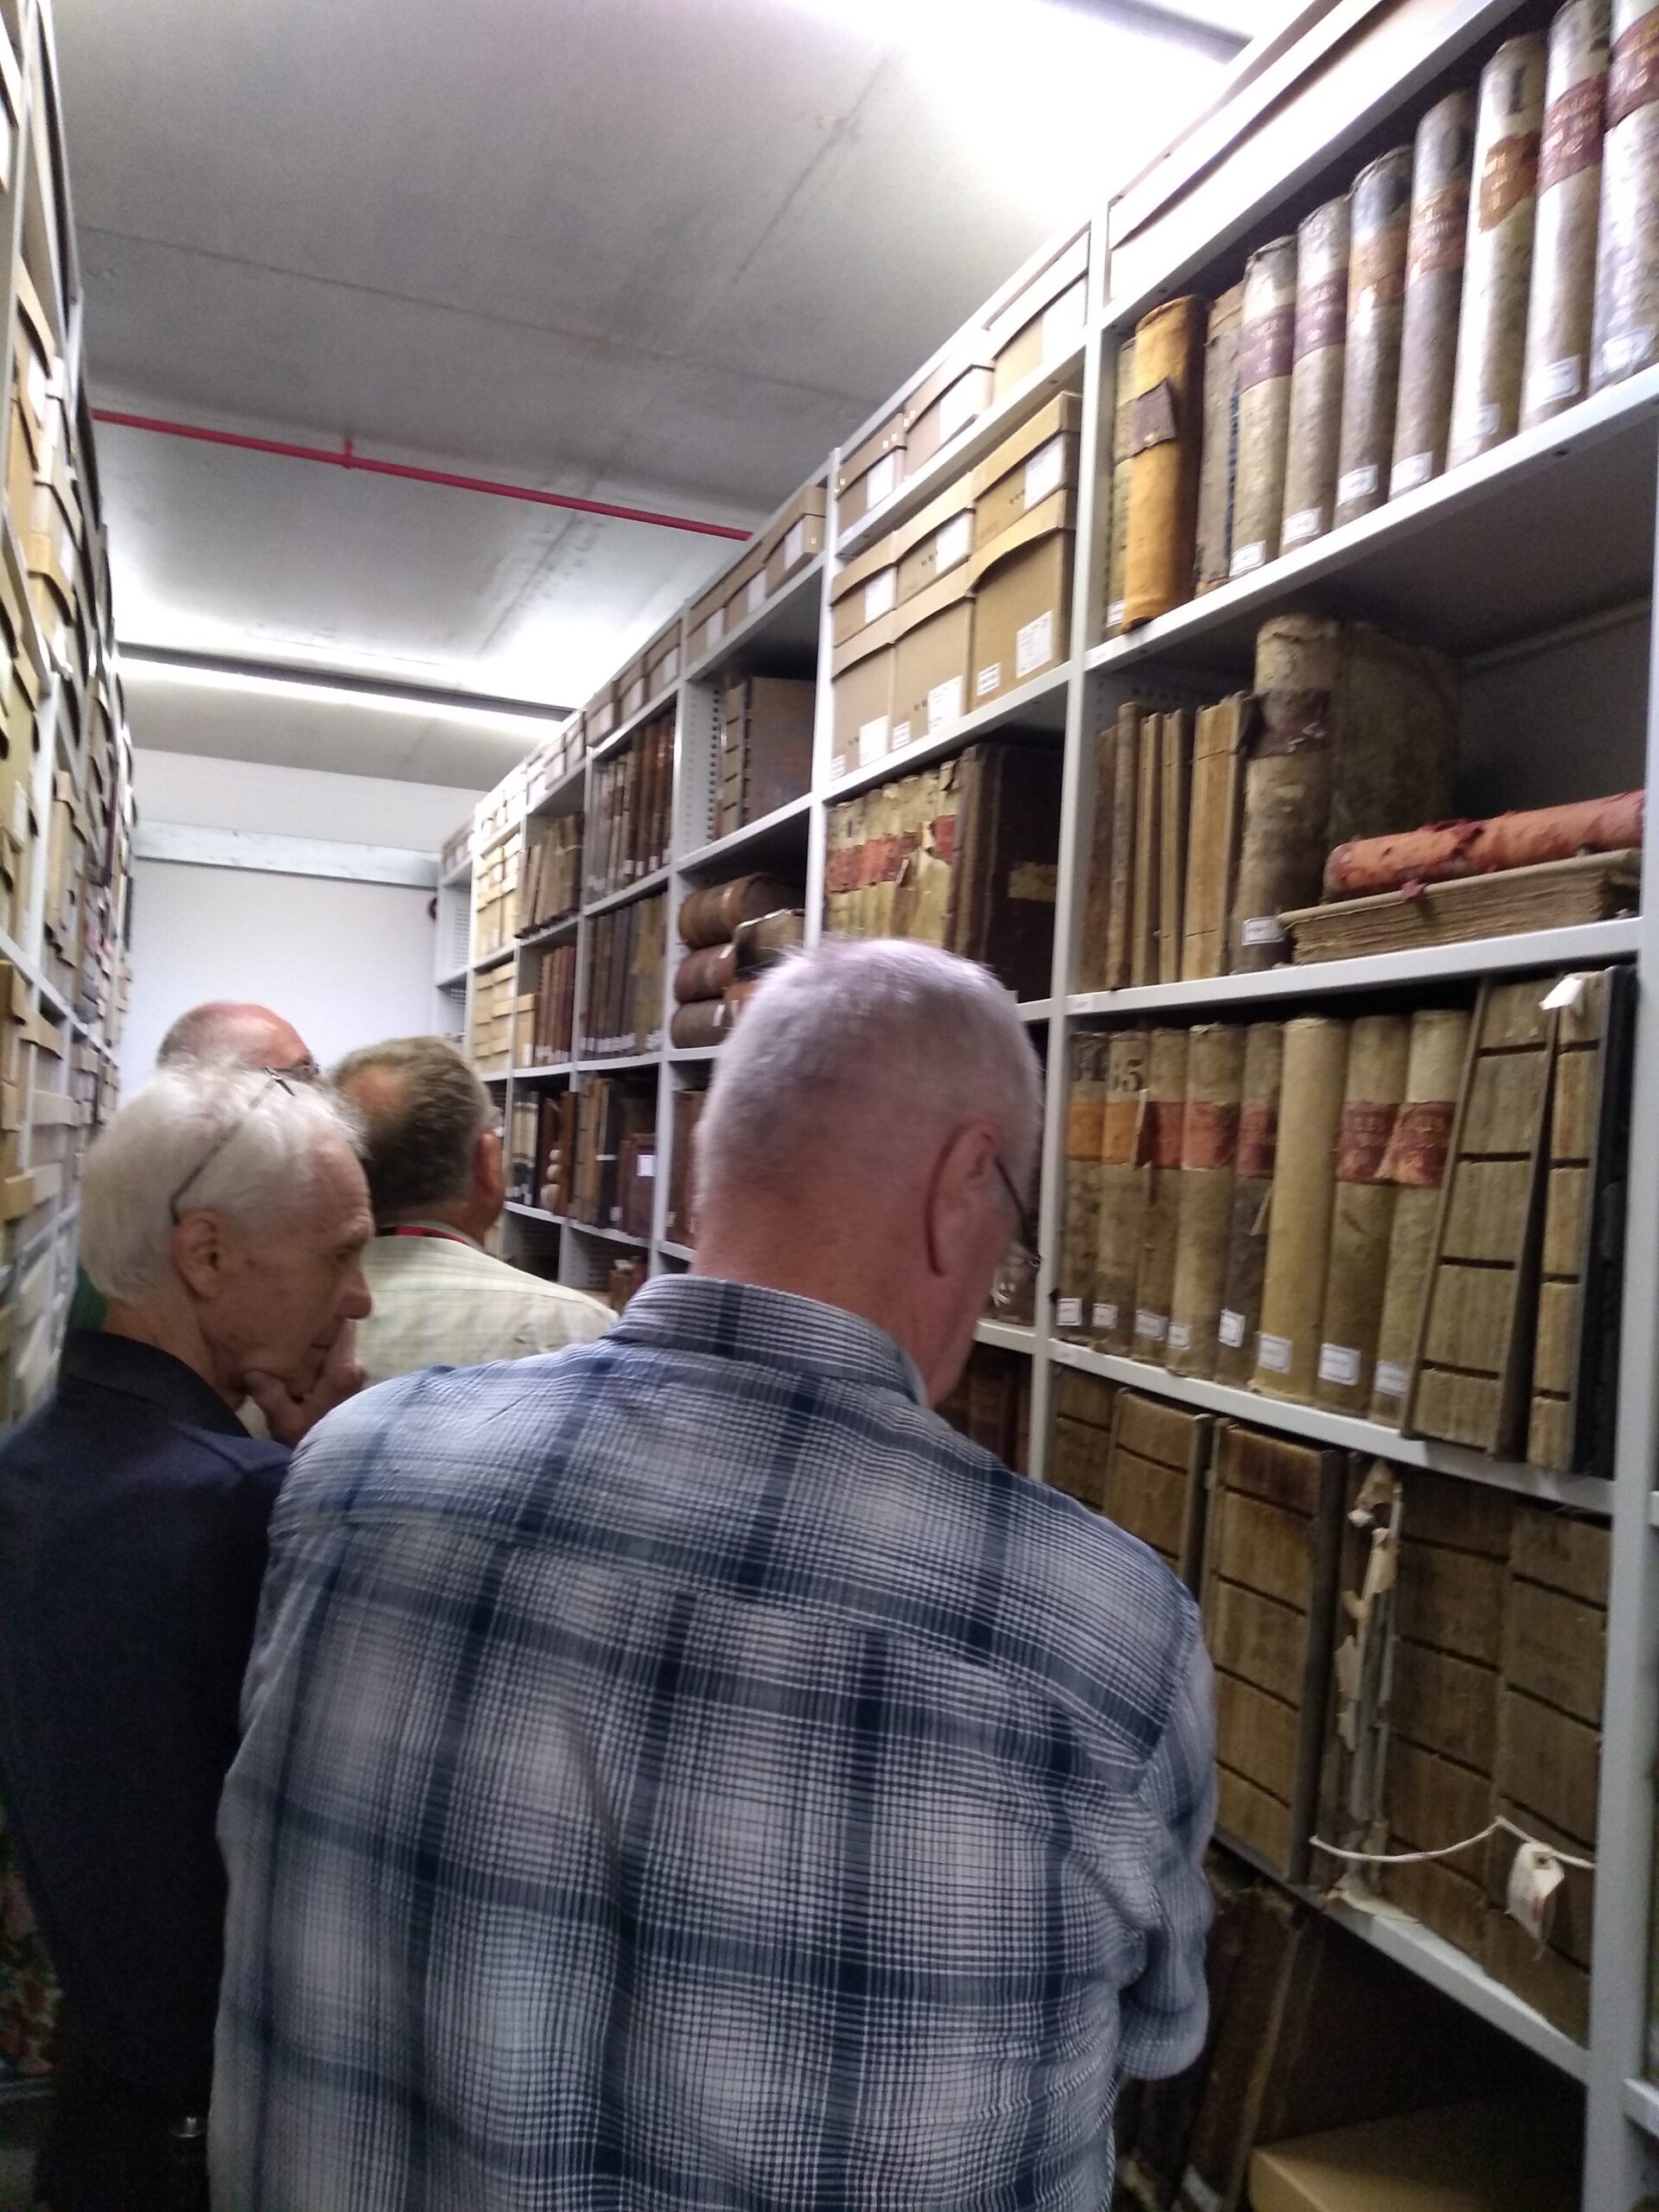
left=719, top=537, right=772, bottom=636
left=584, top=680, right=618, bottom=749
left=889, top=475, right=976, bottom=751
left=902, top=335, right=996, bottom=474
left=762, top=479, right=827, bottom=595
left=835, top=407, right=906, bottom=532
left=968, top=391, right=1081, bottom=707
left=829, top=531, right=899, bottom=778
left=988, top=227, right=1089, bottom=401
left=644, top=615, right=681, bottom=702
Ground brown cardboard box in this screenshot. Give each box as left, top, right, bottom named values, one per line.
left=644, top=617, right=681, bottom=701
left=971, top=391, right=1082, bottom=546
left=895, top=474, right=975, bottom=607
left=903, top=335, right=996, bottom=474
left=762, top=480, right=828, bottom=594
left=835, top=409, right=906, bottom=531
left=1248, top=2098, right=1580, bottom=2212
left=617, top=651, right=650, bottom=723
left=830, top=532, right=899, bottom=651
left=688, top=572, right=734, bottom=664
left=830, top=614, right=897, bottom=780
left=988, top=229, right=1089, bottom=400
left=968, top=490, right=1075, bottom=706
left=586, top=683, right=618, bottom=747
left=721, top=540, right=772, bottom=633
left=891, top=565, right=973, bottom=752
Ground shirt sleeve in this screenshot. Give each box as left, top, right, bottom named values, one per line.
left=1118, top=1623, right=1217, bottom=2082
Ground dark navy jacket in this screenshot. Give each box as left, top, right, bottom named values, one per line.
left=0, top=1332, right=285, bottom=2106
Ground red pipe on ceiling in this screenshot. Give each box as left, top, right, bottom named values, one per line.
left=89, top=408, right=753, bottom=542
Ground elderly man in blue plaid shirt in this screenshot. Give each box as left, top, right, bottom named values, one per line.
left=213, top=938, right=1215, bottom=2209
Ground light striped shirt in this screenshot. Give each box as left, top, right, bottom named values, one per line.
left=354, top=1224, right=613, bottom=1384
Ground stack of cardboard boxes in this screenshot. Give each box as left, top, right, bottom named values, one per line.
left=468, top=966, right=515, bottom=1078
left=685, top=477, right=826, bottom=666
left=472, top=827, right=523, bottom=958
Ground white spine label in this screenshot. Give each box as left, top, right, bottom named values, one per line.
left=1532, top=356, right=1582, bottom=406
left=1105, top=598, right=1127, bottom=631
left=1257, top=1332, right=1293, bottom=1374
left=1390, top=451, right=1433, bottom=495
left=889, top=720, right=912, bottom=753
left=1092, top=1301, right=1117, bottom=1332
left=1318, top=1343, right=1361, bottom=1388
left=1217, top=1309, right=1245, bottom=1350
left=783, top=518, right=806, bottom=565
left=1230, top=541, right=1267, bottom=577
left=1373, top=1359, right=1409, bottom=1403
left=1166, top=1321, right=1192, bottom=1353
left=1601, top=328, right=1654, bottom=378
left=1242, top=914, right=1286, bottom=947
left=1015, top=610, right=1054, bottom=679
left=1281, top=507, right=1322, bottom=547
left=926, top=677, right=963, bottom=732
left=1056, top=1297, right=1083, bottom=1330
left=1336, top=462, right=1377, bottom=505
left=1135, top=1308, right=1168, bottom=1344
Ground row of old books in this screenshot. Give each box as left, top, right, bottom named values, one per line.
left=670, top=873, right=804, bottom=1051
left=1052, top=1368, right=1608, bottom=2047
left=566, top=1076, right=657, bottom=1238
left=585, top=710, right=672, bottom=904
left=715, top=676, right=814, bottom=842
left=822, top=739, right=1063, bottom=1001
left=1108, top=0, right=1657, bottom=631
left=579, top=891, right=667, bottom=1060
left=518, top=816, right=582, bottom=936
left=938, top=1344, right=1032, bottom=1475
left=1059, top=966, right=1630, bottom=1471
left=524, top=941, right=576, bottom=1065
left=664, top=1086, right=705, bottom=1247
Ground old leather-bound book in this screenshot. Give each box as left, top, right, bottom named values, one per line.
left=1392, top=91, right=1477, bottom=494
left=1105, top=702, right=1142, bottom=990
left=1168, top=1023, right=1247, bottom=1379
left=1280, top=195, right=1351, bottom=550
left=1158, top=710, right=1192, bottom=986
left=1057, top=1033, right=1108, bottom=1338
left=1215, top=1022, right=1285, bottom=1385
left=1131, top=1027, right=1190, bottom=1363
left=1180, top=695, right=1248, bottom=981
left=1123, top=296, right=1207, bottom=626
left=1076, top=720, right=1119, bottom=993
left=1104, top=336, right=1138, bottom=633
left=1253, top=1014, right=1351, bottom=1403
left=680, top=872, right=802, bottom=949
left=1230, top=236, right=1298, bottom=577
left=1092, top=1028, right=1151, bottom=1353
left=1334, top=148, right=1413, bottom=525
left=1103, top=1391, right=1211, bottom=1586
left=1590, top=0, right=1659, bottom=391
left=1446, top=34, right=1548, bottom=467
left=942, top=742, right=1064, bottom=1001
left=1193, top=284, right=1243, bottom=593
left=672, top=941, right=738, bottom=1004
left=1130, top=714, right=1163, bottom=987
left=1370, top=1007, right=1472, bottom=1423
left=1316, top=1013, right=1412, bottom=1412
left=1522, top=0, right=1610, bottom=425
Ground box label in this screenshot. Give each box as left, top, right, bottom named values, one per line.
left=976, top=663, right=1001, bottom=697
left=936, top=513, right=972, bottom=572
left=783, top=518, right=806, bottom=566
left=1105, top=597, right=1127, bottom=631
left=1056, top=1297, right=1083, bottom=1330
left=1317, top=1342, right=1360, bottom=1388
left=863, top=568, right=896, bottom=624
left=638, top=1153, right=657, bottom=1179
left=1024, top=435, right=1065, bottom=511
left=926, top=676, right=963, bottom=732
left=1015, top=610, right=1054, bottom=680
left=857, top=715, right=889, bottom=766
left=1256, top=1332, right=1293, bottom=1373
left=706, top=607, right=724, bottom=645
left=866, top=450, right=900, bottom=510
left=939, top=374, right=979, bottom=441
left=890, top=719, right=912, bottom=752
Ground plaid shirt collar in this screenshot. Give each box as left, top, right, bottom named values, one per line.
left=609, top=1274, right=928, bottom=1408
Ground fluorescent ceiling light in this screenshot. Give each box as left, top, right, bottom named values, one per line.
left=118, top=650, right=566, bottom=734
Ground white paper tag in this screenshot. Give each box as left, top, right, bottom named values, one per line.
left=1257, top=1332, right=1293, bottom=1374
left=936, top=513, right=972, bottom=572
left=638, top=1154, right=657, bottom=1179
left=784, top=518, right=806, bottom=566
left=1092, top=1300, right=1117, bottom=1332
left=1337, top=462, right=1377, bottom=505
left=1391, top=451, right=1433, bottom=495
left=1056, top=1297, right=1083, bottom=1330
left=863, top=569, right=896, bottom=625
left=1135, top=1308, right=1168, bottom=1344
left=1601, top=327, right=1654, bottom=378
left=24, top=350, right=46, bottom=424
left=1178, top=2171, right=1224, bottom=2212
left=1024, top=436, right=1065, bottom=511
left=1506, top=1840, right=1566, bottom=1947
left=706, top=606, right=725, bottom=645
left=857, top=715, right=889, bottom=766
left=1281, top=507, right=1322, bottom=547
left=746, top=572, right=766, bottom=615
left=1167, top=1321, right=1192, bottom=1353
left=1217, top=1308, right=1245, bottom=1350
left=1469, top=400, right=1501, bottom=441
left=1318, top=1343, right=1361, bottom=1388
left=1373, top=1360, right=1409, bottom=1404
left=889, top=719, right=912, bottom=752
left=1242, top=914, right=1286, bottom=947
left=939, top=375, right=980, bottom=440
left=1015, top=610, right=1054, bottom=680
left=976, top=663, right=1001, bottom=698
left=1105, top=597, right=1127, bottom=631
left=1041, top=289, right=1080, bottom=362
left=1541, top=971, right=1588, bottom=1012
left=1230, top=541, right=1267, bottom=577
left=1532, top=356, right=1582, bottom=407
left=927, top=676, right=963, bottom=732
left=866, top=450, right=900, bottom=509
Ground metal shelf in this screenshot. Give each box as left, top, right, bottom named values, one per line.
left=1066, top=920, right=1643, bottom=1021
left=574, top=1050, right=660, bottom=1074
left=525, top=755, right=587, bottom=818
left=1049, top=1339, right=1615, bottom=1517
left=505, top=1200, right=561, bottom=1225
left=683, top=552, right=824, bottom=686
left=677, top=791, right=813, bottom=876
left=975, top=1319, right=1036, bottom=1356
left=517, top=914, right=579, bottom=950
left=658, top=1239, right=695, bottom=1263
left=435, top=963, right=469, bottom=990
left=566, top=1217, right=650, bottom=1249
left=1019, top=999, right=1052, bottom=1025
left=509, top=1062, right=572, bottom=1081
left=583, top=864, right=670, bottom=919
left=472, top=945, right=513, bottom=975
left=827, top=664, right=1071, bottom=802
left=667, top=1043, right=721, bottom=1065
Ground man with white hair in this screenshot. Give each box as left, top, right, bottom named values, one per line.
left=213, top=940, right=1215, bottom=2209
left=0, top=1062, right=372, bottom=2211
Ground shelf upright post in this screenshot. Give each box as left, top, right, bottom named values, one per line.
left=652, top=658, right=696, bottom=1269
left=802, top=471, right=840, bottom=956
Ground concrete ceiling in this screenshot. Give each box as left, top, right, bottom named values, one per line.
left=58, top=0, right=1259, bottom=789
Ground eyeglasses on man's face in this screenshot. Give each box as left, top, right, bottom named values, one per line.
left=990, top=1154, right=1041, bottom=1315
left=168, top=1068, right=298, bottom=1224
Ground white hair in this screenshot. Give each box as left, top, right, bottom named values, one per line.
left=79, top=1063, right=364, bottom=1305
left=696, top=938, right=1042, bottom=1211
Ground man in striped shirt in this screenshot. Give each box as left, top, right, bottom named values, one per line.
left=214, top=940, right=1215, bottom=2209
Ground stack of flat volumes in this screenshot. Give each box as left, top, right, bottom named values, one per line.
left=1109, top=0, right=1656, bottom=632
left=518, top=816, right=582, bottom=936
left=580, top=891, right=667, bottom=1059
left=585, top=710, right=673, bottom=902
left=671, top=874, right=803, bottom=1051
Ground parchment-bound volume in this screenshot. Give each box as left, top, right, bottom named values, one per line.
left=1370, top=1009, right=1473, bottom=1426
left=1131, top=712, right=1163, bottom=988
left=1058, top=1033, right=1108, bottom=1338
left=1104, top=337, right=1138, bottom=632
left=1590, top=0, right=1659, bottom=391
left=1132, top=1027, right=1191, bottom=1363
left=1168, top=1024, right=1248, bottom=1379
left=1253, top=1015, right=1351, bottom=1403
left=1334, top=149, right=1413, bottom=527
left=1230, top=237, right=1299, bottom=578
left=1181, top=696, right=1249, bottom=981
left=1105, top=703, right=1141, bottom=992
left=1446, top=35, right=1548, bottom=468
left=1280, top=196, right=1351, bottom=550
left=1077, top=722, right=1117, bottom=994
left=1316, top=1014, right=1412, bottom=1412
left=1215, top=1022, right=1286, bottom=1387
left=1194, top=284, right=1243, bottom=593
left=1522, top=0, right=1611, bottom=426
left=1392, top=92, right=1477, bottom=494
left=1123, top=297, right=1208, bottom=626
left=1093, top=1028, right=1152, bottom=1353
left=1159, top=710, right=1193, bottom=986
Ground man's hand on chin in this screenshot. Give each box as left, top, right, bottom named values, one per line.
left=245, top=1322, right=366, bottom=1448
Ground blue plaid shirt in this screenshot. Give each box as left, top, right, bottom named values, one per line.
left=213, top=1277, right=1214, bottom=2210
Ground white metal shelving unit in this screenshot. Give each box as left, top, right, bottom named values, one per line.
left=449, top=4, right=1659, bottom=2192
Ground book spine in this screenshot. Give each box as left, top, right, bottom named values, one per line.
left=1104, top=703, right=1141, bottom=990
left=1315, top=1013, right=1413, bottom=1412
left=1132, top=1027, right=1191, bottom=1363
left=1131, top=712, right=1163, bottom=988
left=1522, top=0, right=1610, bottom=425
left=1215, top=1022, right=1286, bottom=1387
left=1104, top=336, right=1138, bottom=635
left=1446, top=33, right=1548, bottom=468
left=1077, top=721, right=1118, bottom=995
left=1123, top=296, right=1208, bottom=626
left=1194, top=284, right=1243, bottom=594
left=1230, top=613, right=1343, bottom=973
left=1392, top=91, right=1477, bottom=494
left=1058, top=1033, right=1109, bottom=1337
left=1589, top=0, right=1659, bottom=390
left=1092, top=1028, right=1151, bottom=1352
left=1167, top=1023, right=1247, bottom=1379
left=1370, top=1012, right=1469, bottom=1424
left=1334, top=147, right=1413, bottom=526
left=1280, top=195, right=1351, bottom=550
left=1180, top=696, right=1245, bottom=982
left=1253, top=1015, right=1351, bottom=1402
left=1230, top=236, right=1298, bottom=577
left=1158, top=710, right=1192, bottom=988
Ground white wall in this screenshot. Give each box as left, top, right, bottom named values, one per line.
left=121, top=749, right=481, bottom=1089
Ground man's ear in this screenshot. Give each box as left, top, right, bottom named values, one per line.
left=477, top=1127, right=507, bottom=1210
left=923, top=1121, right=1000, bottom=1279
left=169, top=1211, right=226, bottom=1302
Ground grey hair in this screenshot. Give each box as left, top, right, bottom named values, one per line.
left=696, top=938, right=1042, bottom=1212
left=79, top=1063, right=364, bottom=1305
